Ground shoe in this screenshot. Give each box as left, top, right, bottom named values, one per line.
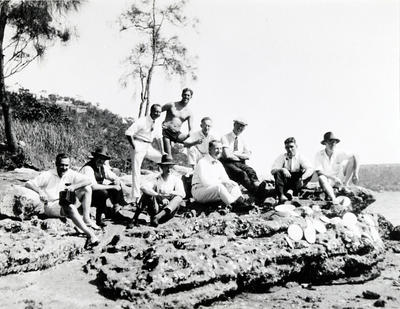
left=150, top=217, right=159, bottom=227
left=84, top=236, right=100, bottom=249
left=279, top=195, right=288, bottom=204
left=84, top=220, right=101, bottom=231
left=285, top=190, right=294, bottom=201
left=232, top=199, right=254, bottom=212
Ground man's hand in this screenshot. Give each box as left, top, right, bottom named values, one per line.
left=281, top=168, right=291, bottom=178
left=161, top=198, right=169, bottom=206
left=332, top=176, right=343, bottom=186
left=194, top=138, right=203, bottom=146
left=38, top=190, right=48, bottom=202
left=67, top=184, right=76, bottom=192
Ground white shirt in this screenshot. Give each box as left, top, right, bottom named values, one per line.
left=125, top=115, right=156, bottom=143
left=221, top=132, right=251, bottom=157
left=142, top=174, right=185, bottom=198
left=314, top=149, right=350, bottom=177
left=192, top=154, right=231, bottom=187
left=27, top=169, right=88, bottom=202
left=80, top=164, right=118, bottom=186
left=271, top=153, right=312, bottom=173
left=187, top=130, right=217, bottom=155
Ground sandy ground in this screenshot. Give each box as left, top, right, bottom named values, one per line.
left=0, top=192, right=399, bottom=309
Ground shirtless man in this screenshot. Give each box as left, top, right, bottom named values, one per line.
left=162, top=88, right=197, bottom=156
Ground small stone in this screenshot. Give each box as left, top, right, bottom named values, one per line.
left=285, top=281, right=300, bottom=288
left=386, top=295, right=396, bottom=301
left=373, top=299, right=386, bottom=307
left=362, top=290, right=380, bottom=299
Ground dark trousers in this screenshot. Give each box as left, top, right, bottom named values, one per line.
left=134, top=193, right=180, bottom=224
left=221, top=160, right=259, bottom=193
left=92, top=188, right=128, bottom=224
left=274, top=170, right=311, bottom=196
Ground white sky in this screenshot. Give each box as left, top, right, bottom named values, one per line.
left=7, top=0, right=400, bottom=175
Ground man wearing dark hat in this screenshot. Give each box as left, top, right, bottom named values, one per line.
left=134, top=154, right=185, bottom=227
left=271, top=137, right=314, bottom=203
left=81, top=146, right=130, bottom=226
left=315, top=131, right=359, bottom=204
left=220, top=118, right=266, bottom=201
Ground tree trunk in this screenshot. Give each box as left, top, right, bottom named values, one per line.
left=0, top=3, right=17, bottom=153
left=144, top=67, right=153, bottom=116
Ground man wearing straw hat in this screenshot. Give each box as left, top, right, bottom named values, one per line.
left=134, top=154, right=185, bottom=227
left=314, top=131, right=359, bottom=204
left=81, top=146, right=130, bottom=227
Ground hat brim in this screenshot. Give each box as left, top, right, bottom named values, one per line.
left=321, top=138, right=340, bottom=145
left=158, top=162, right=175, bottom=166
left=234, top=121, right=248, bottom=126
left=91, top=152, right=111, bottom=160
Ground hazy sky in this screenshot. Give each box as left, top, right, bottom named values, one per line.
left=7, top=0, right=400, bottom=175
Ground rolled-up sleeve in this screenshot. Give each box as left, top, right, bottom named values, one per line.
left=80, top=166, right=97, bottom=186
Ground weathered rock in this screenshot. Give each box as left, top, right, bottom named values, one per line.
left=0, top=218, right=84, bottom=276
left=86, top=195, right=384, bottom=308
left=390, top=225, right=400, bottom=240
left=362, top=290, right=381, bottom=299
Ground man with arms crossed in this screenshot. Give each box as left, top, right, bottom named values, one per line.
left=126, top=104, right=163, bottom=203
left=25, top=153, right=99, bottom=247
left=192, top=140, right=245, bottom=210
left=162, top=88, right=197, bottom=157
left=315, top=132, right=359, bottom=204
left=271, top=137, right=314, bottom=203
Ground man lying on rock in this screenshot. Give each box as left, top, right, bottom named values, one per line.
left=133, top=154, right=185, bottom=227
left=25, top=153, right=100, bottom=248
left=81, top=147, right=130, bottom=227
left=315, top=131, right=360, bottom=204
left=191, top=139, right=253, bottom=213
left=271, top=137, right=314, bottom=203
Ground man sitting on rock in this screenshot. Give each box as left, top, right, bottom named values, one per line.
left=81, top=147, right=130, bottom=227
left=271, top=137, right=314, bottom=203
left=25, top=153, right=99, bottom=248
left=315, top=131, right=360, bottom=204
left=192, top=140, right=250, bottom=212
left=134, top=154, right=185, bottom=227
left=220, top=118, right=266, bottom=201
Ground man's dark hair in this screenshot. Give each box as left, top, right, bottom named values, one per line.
left=284, top=137, right=296, bottom=145
left=182, top=88, right=193, bottom=96
left=150, top=104, right=161, bottom=113
left=201, top=116, right=212, bottom=124
left=56, top=153, right=69, bottom=165
left=209, top=139, right=221, bottom=150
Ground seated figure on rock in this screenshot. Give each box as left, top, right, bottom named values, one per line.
left=80, top=147, right=130, bottom=227
left=25, top=153, right=99, bottom=248
left=192, top=139, right=251, bottom=212
left=314, top=131, right=359, bottom=204
left=271, top=137, right=314, bottom=203
left=134, top=154, right=185, bottom=227
left=220, top=118, right=267, bottom=201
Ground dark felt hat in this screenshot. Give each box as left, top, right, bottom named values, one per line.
left=158, top=154, right=175, bottom=166
left=91, top=146, right=111, bottom=160
left=321, top=132, right=341, bottom=145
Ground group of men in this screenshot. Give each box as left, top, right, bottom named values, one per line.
left=24, top=88, right=360, bottom=246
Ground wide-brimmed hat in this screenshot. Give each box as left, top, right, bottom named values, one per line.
left=233, top=117, right=248, bottom=126
left=158, top=154, right=175, bottom=166
left=91, top=146, right=111, bottom=160
left=321, top=131, right=340, bottom=145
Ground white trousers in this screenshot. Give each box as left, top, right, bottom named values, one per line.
left=192, top=183, right=242, bottom=206
left=130, top=140, right=162, bottom=199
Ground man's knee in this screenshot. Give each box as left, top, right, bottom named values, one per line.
left=76, top=185, right=92, bottom=198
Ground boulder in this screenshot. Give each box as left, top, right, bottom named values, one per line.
left=85, top=199, right=384, bottom=309
left=0, top=185, right=43, bottom=219
left=0, top=218, right=84, bottom=276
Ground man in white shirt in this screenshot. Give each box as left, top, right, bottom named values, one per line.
left=125, top=104, right=163, bottom=203
left=134, top=155, right=185, bottom=227
left=81, top=147, right=130, bottom=227
left=25, top=153, right=99, bottom=248
left=271, top=137, right=314, bottom=203
left=192, top=140, right=244, bottom=209
left=314, top=132, right=359, bottom=204
left=185, top=117, right=217, bottom=167
left=220, top=118, right=265, bottom=199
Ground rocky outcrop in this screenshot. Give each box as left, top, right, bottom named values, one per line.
left=85, top=187, right=383, bottom=308
left=0, top=217, right=84, bottom=276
